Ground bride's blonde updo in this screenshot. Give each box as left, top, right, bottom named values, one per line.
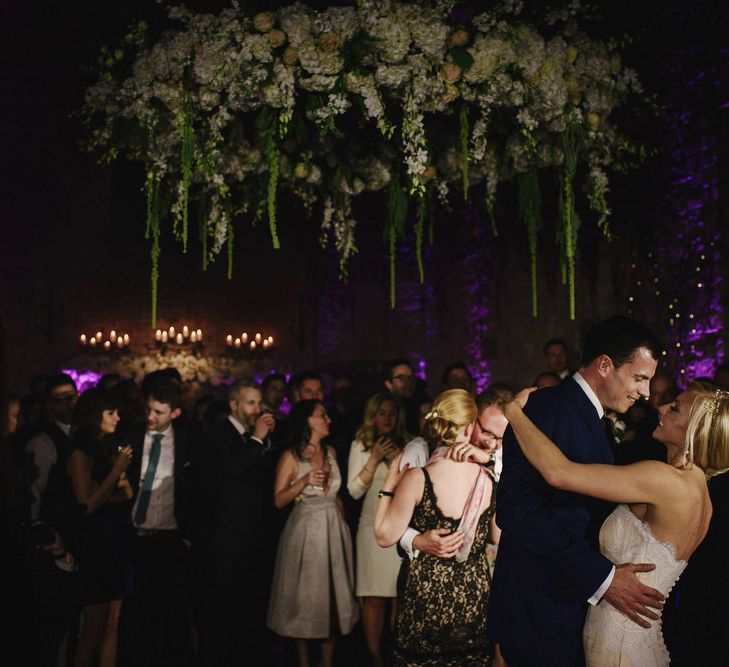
left=685, top=388, right=729, bottom=478
left=423, top=389, right=477, bottom=449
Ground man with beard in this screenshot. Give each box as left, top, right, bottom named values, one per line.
left=198, top=379, right=276, bottom=666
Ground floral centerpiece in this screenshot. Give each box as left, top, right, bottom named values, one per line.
left=83, top=0, right=646, bottom=321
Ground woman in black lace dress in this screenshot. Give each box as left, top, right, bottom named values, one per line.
left=374, top=389, right=498, bottom=666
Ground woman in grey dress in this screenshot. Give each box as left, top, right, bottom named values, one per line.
left=267, top=400, right=359, bottom=667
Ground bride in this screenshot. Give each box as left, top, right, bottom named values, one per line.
left=482, top=384, right=729, bottom=666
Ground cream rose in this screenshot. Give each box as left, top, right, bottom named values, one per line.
left=253, top=12, right=275, bottom=33
left=441, top=62, right=462, bottom=83
left=450, top=29, right=469, bottom=48
left=318, top=32, right=340, bottom=53
left=282, top=47, right=299, bottom=65
left=267, top=29, right=287, bottom=49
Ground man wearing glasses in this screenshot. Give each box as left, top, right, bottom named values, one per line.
left=26, top=373, right=79, bottom=531
left=398, top=384, right=513, bottom=560
left=384, top=358, right=420, bottom=436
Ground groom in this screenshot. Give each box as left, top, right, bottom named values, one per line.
left=489, top=316, right=665, bottom=666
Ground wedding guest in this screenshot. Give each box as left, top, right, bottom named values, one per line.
left=543, top=337, right=571, bottom=379
left=440, top=362, right=473, bottom=392
left=533, top=370, right=561, bottom=389
left=198, top=379, right=277, bottom=666
left=262, top=372, right=288, bottom=419
left=384, top=358, right=420, bottom=436
left=268, top=400, right=358, bottom=667
left=648, top=371, right=679, bottom=410
left=67, top=389, right=133, bottom=667
left=500, top=382, right=729, bottom=666
left=26, top=374, right=79, bottom=538
left=118, top=377, right=195, bottom=667
left=374, top=389, right=498, bottom=665
left=289, top=370, right=325, bottom=403
left=416, top=397, right=433, bottom=438
left=2, top=394, right=21, bottom=437
left=347, top=392, right=410, bottom=667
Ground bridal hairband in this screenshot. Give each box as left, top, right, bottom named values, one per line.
left=706, top=389, right=729, bottom=419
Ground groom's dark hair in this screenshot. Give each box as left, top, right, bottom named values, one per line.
left=581, top=316, right=661, bottom=368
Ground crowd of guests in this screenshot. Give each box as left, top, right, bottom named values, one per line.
left=1, top=334, right=728, bottom=667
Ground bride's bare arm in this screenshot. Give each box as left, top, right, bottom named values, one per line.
left=504, top=401, right=676, bottom=505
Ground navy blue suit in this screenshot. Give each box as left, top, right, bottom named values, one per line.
left=489, top=378, right=615, bottom=666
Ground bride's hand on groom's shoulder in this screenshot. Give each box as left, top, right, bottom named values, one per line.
left=503, top=387, right=537, bottom=419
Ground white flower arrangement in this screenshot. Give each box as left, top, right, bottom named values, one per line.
left=84, top=0, right=647, bottom=320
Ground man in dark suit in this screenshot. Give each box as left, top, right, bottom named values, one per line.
left=198, top=379, right=276, bottom=666
left=489, top=317, right=665, bottom=666
left=119, top=377, right=195, bottom=667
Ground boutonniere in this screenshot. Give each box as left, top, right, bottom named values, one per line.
left=606, top=415, right=627, bottom=444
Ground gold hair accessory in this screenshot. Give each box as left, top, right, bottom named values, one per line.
left=424, top=409, right=439, bottom=421
left=707, top=389, right=729, bottom=420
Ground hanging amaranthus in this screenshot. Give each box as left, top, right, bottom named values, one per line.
left=518, top=171, right=541, bottom=318
left=386, top=174, right=409, bottom=308
left=559, top=123, right=580, bottom=320
left=144, top=168, right=161, bottom=328
left=460, top=102, right=470, bottom=201
left=415, top=195, right=427, bottom=284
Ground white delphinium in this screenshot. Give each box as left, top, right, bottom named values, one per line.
left=402, top=86, right=429, bottom=194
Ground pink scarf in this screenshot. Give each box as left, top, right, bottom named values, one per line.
left=428, top=446, right=491, bottom=562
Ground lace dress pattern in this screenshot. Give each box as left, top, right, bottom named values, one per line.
left=394, top=468, right=495, bottom=666
left=584, top=504, right=687, bottom=667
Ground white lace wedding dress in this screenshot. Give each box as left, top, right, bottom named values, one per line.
left=583, top=504, right=687, bottom=667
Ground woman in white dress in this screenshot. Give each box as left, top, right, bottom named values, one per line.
left=347, top=391, right=412, bottom=667
left=493, top=385, right=729, bottom=667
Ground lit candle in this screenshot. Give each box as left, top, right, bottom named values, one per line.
left=241, top=332, right=249, bottom=343
left=250, top=341, right=257, bottom=350
left=190, top=331, right=197, bottom=343
left=123, top=333, right=129, bottom=346
left=196, top=329, right=202, bottom=340
left=182, top=325, right=189, bottom=338
left=80, top=334, right=87, bottom=345
left=89, top=336, right=97, bottom=347
left=268, top=336, right=274, bottom=344
left=117, top=337, right=124, bottom=348
left=96, top=331, right=103, bottom=340
left=110, top=330, right=117, bottom=342
left=234, top=337, right=241, bottom=349
left=262, top=339, right=269, bottom=349
left=169, top=326, right=175, bottom=338
left=255, top=332, right=262, bottom=343
left=226, top=335, right=233, bottom=346
left=155, top=329, right=162, bottom=341
left=161, top=331, right=168, bottom=343
left=176, top=333, right=183, bottom=345
left=103, top=340, right=111, bottom=351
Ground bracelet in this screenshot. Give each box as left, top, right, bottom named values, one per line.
left=378, top=490, right=394, bottom=498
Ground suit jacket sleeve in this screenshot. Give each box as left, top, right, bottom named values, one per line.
left=496, top=393, right=613, bottom=601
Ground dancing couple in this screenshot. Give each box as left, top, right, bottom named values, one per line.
left=377, top=315, right=729, bottom=666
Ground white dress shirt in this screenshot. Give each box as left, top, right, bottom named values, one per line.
left=572, top=371, right=615, bottom=605
left=26, top=420, right=71, bottom=520
left=131, top=425, right=177, bottom=530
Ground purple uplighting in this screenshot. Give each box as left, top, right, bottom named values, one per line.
left=62, top=368, right=103, bottom=392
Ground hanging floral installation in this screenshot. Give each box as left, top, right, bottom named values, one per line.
left=83, top=0, right=646, bottom=324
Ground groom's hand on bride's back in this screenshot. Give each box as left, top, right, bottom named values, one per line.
left=602, top=562, right=665, bottom=628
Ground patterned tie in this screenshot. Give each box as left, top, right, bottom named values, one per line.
left=134, top=433, right=163, bottom=526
